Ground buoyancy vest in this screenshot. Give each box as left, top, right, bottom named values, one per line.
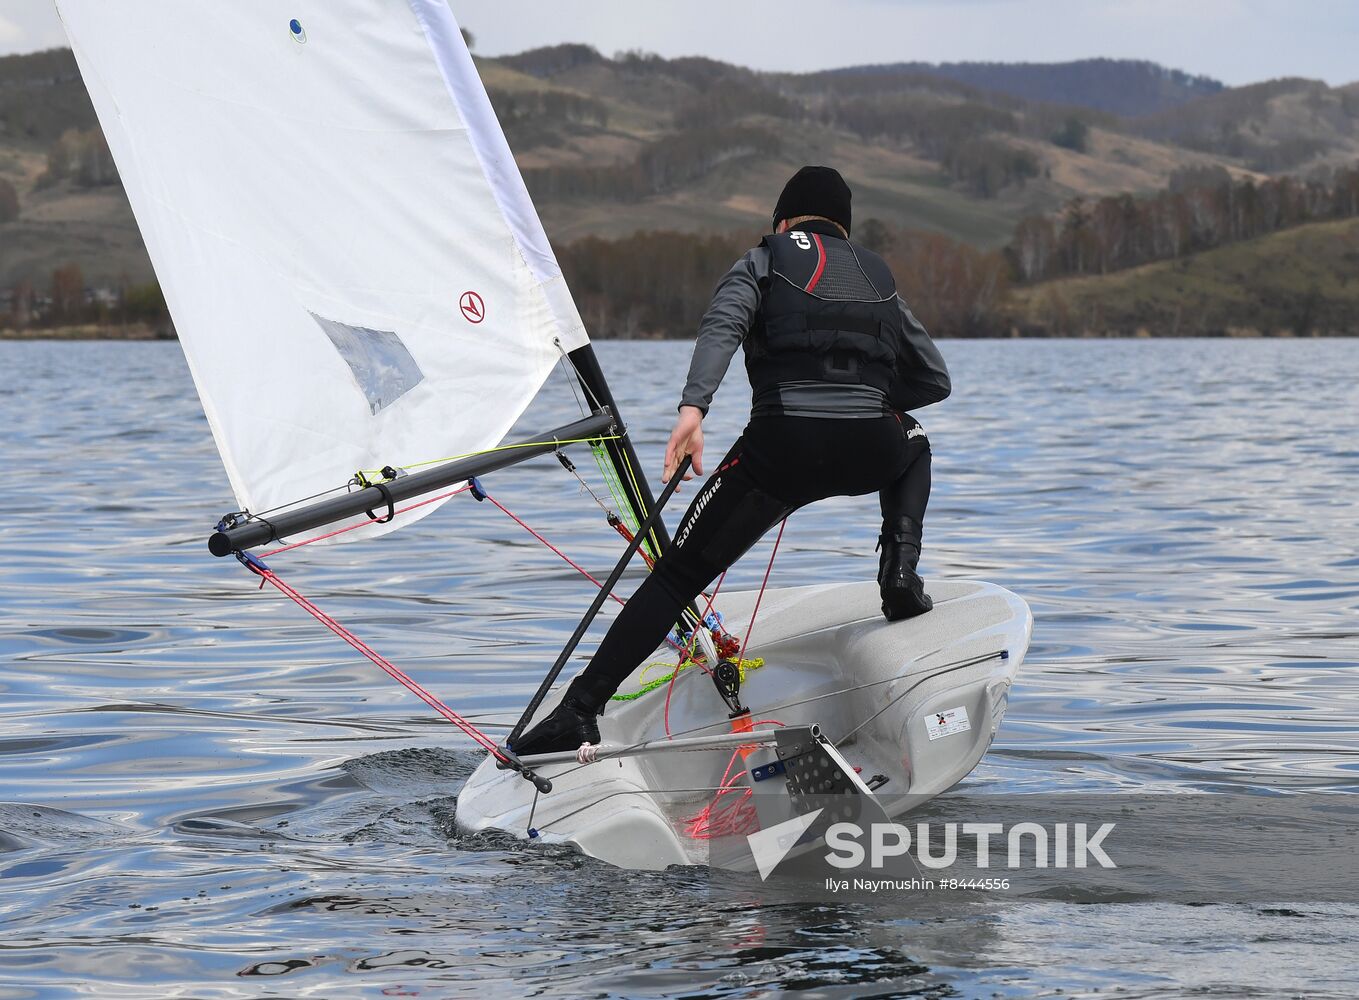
left=744, top=228, right=903, bottom=395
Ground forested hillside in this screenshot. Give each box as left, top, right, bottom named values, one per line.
left=835, top=59, right=1224, bottom=116
left=0, top=48, right=95, bottom=144
left=3, top=43, right=1358, bottom=337
left=1131, top=78, right=1359, bottom=170
left=1006, top=216, right=1359, bottom=337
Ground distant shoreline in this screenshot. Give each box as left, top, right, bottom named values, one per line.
left=3, top=325, right=1355, bottom=342
left=1, top=322, right=173, bottom=341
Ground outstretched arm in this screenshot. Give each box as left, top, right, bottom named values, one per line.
left=677, top=247, right=768, bottom=415
left=666, top=247, right=769, bottom=481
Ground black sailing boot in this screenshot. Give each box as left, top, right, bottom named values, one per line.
left=877, top=516, right=933, bottom=621
left=509, top=678, right=603, bottom=757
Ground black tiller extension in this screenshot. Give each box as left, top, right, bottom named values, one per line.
left=506, top=456, right=693, bottom=752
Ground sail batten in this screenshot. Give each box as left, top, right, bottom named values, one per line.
left=57, top=1, right=590, bottom=539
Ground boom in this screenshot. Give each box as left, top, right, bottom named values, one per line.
left=208, top=410, right=616, bottom=556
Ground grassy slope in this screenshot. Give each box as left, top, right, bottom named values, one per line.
left=492, top=58, right=1254, bottom=250
left=1007, top=217, right=1359, bottom=335
left=485, top=57, right=1052, bottom=248
left=0, top=49, right=1269, bottom=288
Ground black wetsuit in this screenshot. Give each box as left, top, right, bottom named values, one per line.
left=569, top=413, right=932, bottom=706
left=569, top=220, right=949, bottom=709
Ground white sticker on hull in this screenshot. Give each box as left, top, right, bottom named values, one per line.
left=925, top=706, right=971, bottom=741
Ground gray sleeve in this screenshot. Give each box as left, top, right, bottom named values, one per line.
left=678, top=246, right=769, bottom=415
left=887, top=296, right=952, bottom=411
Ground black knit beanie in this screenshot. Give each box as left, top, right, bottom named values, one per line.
left=772, top=165, right=852, bottom=234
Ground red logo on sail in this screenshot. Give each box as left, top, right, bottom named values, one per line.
left=459, top=291, right=485, bottom=324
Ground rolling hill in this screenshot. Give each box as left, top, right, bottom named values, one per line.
left=3, top=43, right=1359, bottom=337
left=1006, top=216, right=1359, bottom=336
left=1132, top=77, right=1359, bottom=171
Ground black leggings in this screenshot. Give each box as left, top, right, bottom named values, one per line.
left=571, top=413, right=932, bottom=706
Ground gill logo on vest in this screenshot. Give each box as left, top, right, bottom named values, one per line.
left=790, top=231, right=812, bottom=250
left=674, top=476, right=722, bottom=549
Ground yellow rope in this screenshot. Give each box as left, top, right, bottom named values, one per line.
left=611, top=439, right=665, bottom=563
left=355, top=434, right=621, bottom=483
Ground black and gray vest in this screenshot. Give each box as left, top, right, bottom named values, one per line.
left=744, top=229, right=902, bottom=400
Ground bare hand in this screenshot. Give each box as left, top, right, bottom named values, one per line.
left=663, top=406, right=705, bottom=486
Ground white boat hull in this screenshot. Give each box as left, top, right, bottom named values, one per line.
left=456, top=579, right=1031, bottom=871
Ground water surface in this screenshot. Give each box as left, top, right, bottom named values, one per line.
left=1, top=338, right=1356, bottom=997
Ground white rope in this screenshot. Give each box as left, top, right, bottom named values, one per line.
left=552, top=337, right=601, bottom=414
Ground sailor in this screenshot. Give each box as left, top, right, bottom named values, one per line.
left=513, top=165, right=951, bottom=756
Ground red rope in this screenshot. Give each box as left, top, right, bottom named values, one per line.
left=241, top=477, right=698, bottom=758
left=682, top=718, right=786, bottom=839
left=737, top=519, right=786, bottom=668
left=683, top=750, right=754, bottom=838
left=611, top=518, right=656, bottom=569
left=664, top=570, right=727, bottom=737
left=661, top=518, right=786, bottom=739
left=238, top=473, right=681, bottom=761
left=246, top=561, right=508, bottom=763
left=243, top=480, right=648, bottom=757
left=482, top=491, right=697, bottom=654
left=261, top=484, right=472, bottom=556
left=480, top=493, right=627, bottom=608
left=680, top=521, right=789, bottom=834
left=261, top=480, right=628, bottom=608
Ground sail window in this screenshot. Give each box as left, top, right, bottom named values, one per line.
left=312, top=314, right=424, bottom=414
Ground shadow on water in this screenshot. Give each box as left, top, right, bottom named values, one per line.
left=0, top=340, right=1357, bottom=997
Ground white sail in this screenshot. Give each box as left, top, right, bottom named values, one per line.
left=56, top=1, right=589, bottom=537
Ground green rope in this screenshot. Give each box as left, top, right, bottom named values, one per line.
left=591, top=441, right=633, bottom=527
left=609, top=655, right=766, bottom=702
left=617, top=442, right=664, bottom=563
left=606, top=440, right=668, bottom=565
left=590, top=440, right=661, bottom=564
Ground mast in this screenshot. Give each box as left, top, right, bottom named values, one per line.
left=566, top=344, right=672, bottom=555
left=564, top=344, right=719, bottom=670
